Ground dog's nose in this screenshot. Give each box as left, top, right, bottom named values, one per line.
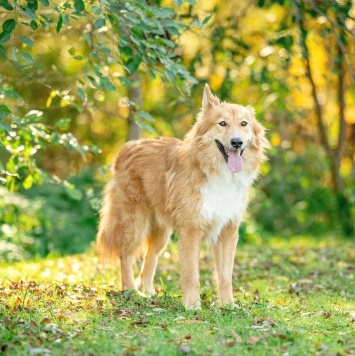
left=230, top=137, right=243, bottom=148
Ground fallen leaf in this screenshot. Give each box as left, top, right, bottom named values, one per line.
left=223, top=339, right=235, bottom=347
left=30, top=320, right=38, bottom=329
left=230, top=330, right=242, bottom=343
left=247, top=336, right=261, bottom=344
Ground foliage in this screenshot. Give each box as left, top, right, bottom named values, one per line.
left=0, top=170, right=99, bottom=262
left=0, top=0, right=199, bottom=188
left=0, top=238, right=354, bottom=354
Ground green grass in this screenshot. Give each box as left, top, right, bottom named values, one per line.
left=1, top=237, right=354, bottom=355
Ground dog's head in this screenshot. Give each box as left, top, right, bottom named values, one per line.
left=188, top=84, right=269, bottom=174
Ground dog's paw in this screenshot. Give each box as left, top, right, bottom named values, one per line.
left=136, top=279, right=156, bottom=297
left=184, top=299, right=201, bottom=310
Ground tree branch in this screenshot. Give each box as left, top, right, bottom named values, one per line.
left=292, top=0, right=331, bottom=157
left=336, top=42, right=347, bottom=161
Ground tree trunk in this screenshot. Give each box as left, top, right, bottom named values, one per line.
left=127, top=72, right=142, bottom=141
left=293, top=1, right=354, bottom=236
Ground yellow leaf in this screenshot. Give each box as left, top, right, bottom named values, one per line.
left=46, top=90, right=58, bottom=108
left=270, top=133, right=281, bottom=147
left=210, top=73, right=223, bottom=91
left=340, top=157, right=352, bottom=177
left=345, top=107, right=355, bottom=124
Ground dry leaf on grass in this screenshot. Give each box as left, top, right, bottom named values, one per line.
left=247, top=336, right=261, bottom=344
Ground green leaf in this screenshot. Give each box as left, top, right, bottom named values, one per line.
left=96, top=46, right=111, bottom=55
left=65, top=185, right=83, bottom=201
left=100, top=77, right=116, bottom=91
left=126, top=55, right=142, bottom=74
left=77, top=87, right=85, bottom=101
left=0, top=32, right=11, bottom=44
left=153, top=7, right=175, bottom=19
left=74, top=0, right=85, bottom=13
left=0, top=1, right=14, bottom=11
left=55, top=118, right=71, bottom=130
left=159, top=38, right=175, bottom=48
left=91, top=5, right=102, bottom=15
left=0, top=121, right=11, bottom=132
left=2, top=19, right=16, bottom=33
left=141, top=121, right=157, bottom=134
left=27, top=0, right=38, bottom=13
left=0, top=44, right=5, bottom=59
left=24, top=110, right=43, bottom=122
left=165, top=67, right=174, bottom=82
left=202, top=14, right=212, bottom=25
left=94, top=18, right=106, bottom=30
left=30, top=20, right=38, bottom=30
left=20, top=36, right=34, bottom=47
left=40, top=0, right=49, bottom=6
left=0, top=104, right=11, bottom=119
left=135, top=21, right=150, bottom=32
left=136, top=111, right=155, bottom=122
left=88, top=76, right=100, bottom=88
left=166, top=26, right=180, bottom=35
left=23, top=175, right=33, bottom=189
left=118, top=76, right=132, bottom=87
left=0, top=32, right=11, bottom=43
left=173, top=0, right=183, bottom=6
left=56, top=14, right=63, bottom=34
left=20, top=51, right=34, bottom=63
left=23, top=7, right=37, bottom=20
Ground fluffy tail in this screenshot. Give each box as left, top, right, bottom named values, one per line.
left=96, top=180, right=120, bottom=264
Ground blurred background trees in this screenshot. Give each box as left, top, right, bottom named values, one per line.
left=0, top=0, right=354, bottom=262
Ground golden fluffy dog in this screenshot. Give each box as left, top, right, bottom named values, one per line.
left=97, top=84, right=269, bottom=309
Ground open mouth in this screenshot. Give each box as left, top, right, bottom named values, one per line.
left=215, top=140, right=244, bottom=173
left=215, top=140, right=229, bottom=162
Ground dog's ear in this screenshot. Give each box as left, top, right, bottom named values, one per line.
left=202, top=84, right=220, bottom=111
left=250, top=116, right=270, bottom=152
left=246, top=106, right=263, bottom=149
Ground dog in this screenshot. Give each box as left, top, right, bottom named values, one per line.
left=97, top=84, right=269, bottom=309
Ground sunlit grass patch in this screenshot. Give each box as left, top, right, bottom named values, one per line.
left=0, top=237, right=354, bottom=355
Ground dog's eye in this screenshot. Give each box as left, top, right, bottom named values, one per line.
left=241, top=121, right=248, bottom=127
left=219, top=121, right=227, bottom=127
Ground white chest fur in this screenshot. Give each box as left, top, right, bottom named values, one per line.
left=200, top=168, right=254, bottom=245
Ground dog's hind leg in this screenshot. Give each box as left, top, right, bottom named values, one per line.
left=118, top=206, right=151, bottom=291
left=138, top=222, right=171, bottom=295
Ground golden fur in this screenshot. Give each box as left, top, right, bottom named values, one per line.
left=97, top=84, right=269, bottom=309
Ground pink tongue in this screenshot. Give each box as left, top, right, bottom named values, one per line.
left=227, top=150, right=243, bottom=173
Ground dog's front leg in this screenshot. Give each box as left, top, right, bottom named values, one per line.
left=179, top=229, right=204, bottom=309
left=213, top=223, right=239, bottom=307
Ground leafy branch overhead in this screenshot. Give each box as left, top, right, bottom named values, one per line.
left=0, top=0, right=201, bottom=190
left=0, top=0, right=198, bottom=92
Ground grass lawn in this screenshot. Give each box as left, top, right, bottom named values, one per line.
left=0, top=237, right=354, bottom=355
